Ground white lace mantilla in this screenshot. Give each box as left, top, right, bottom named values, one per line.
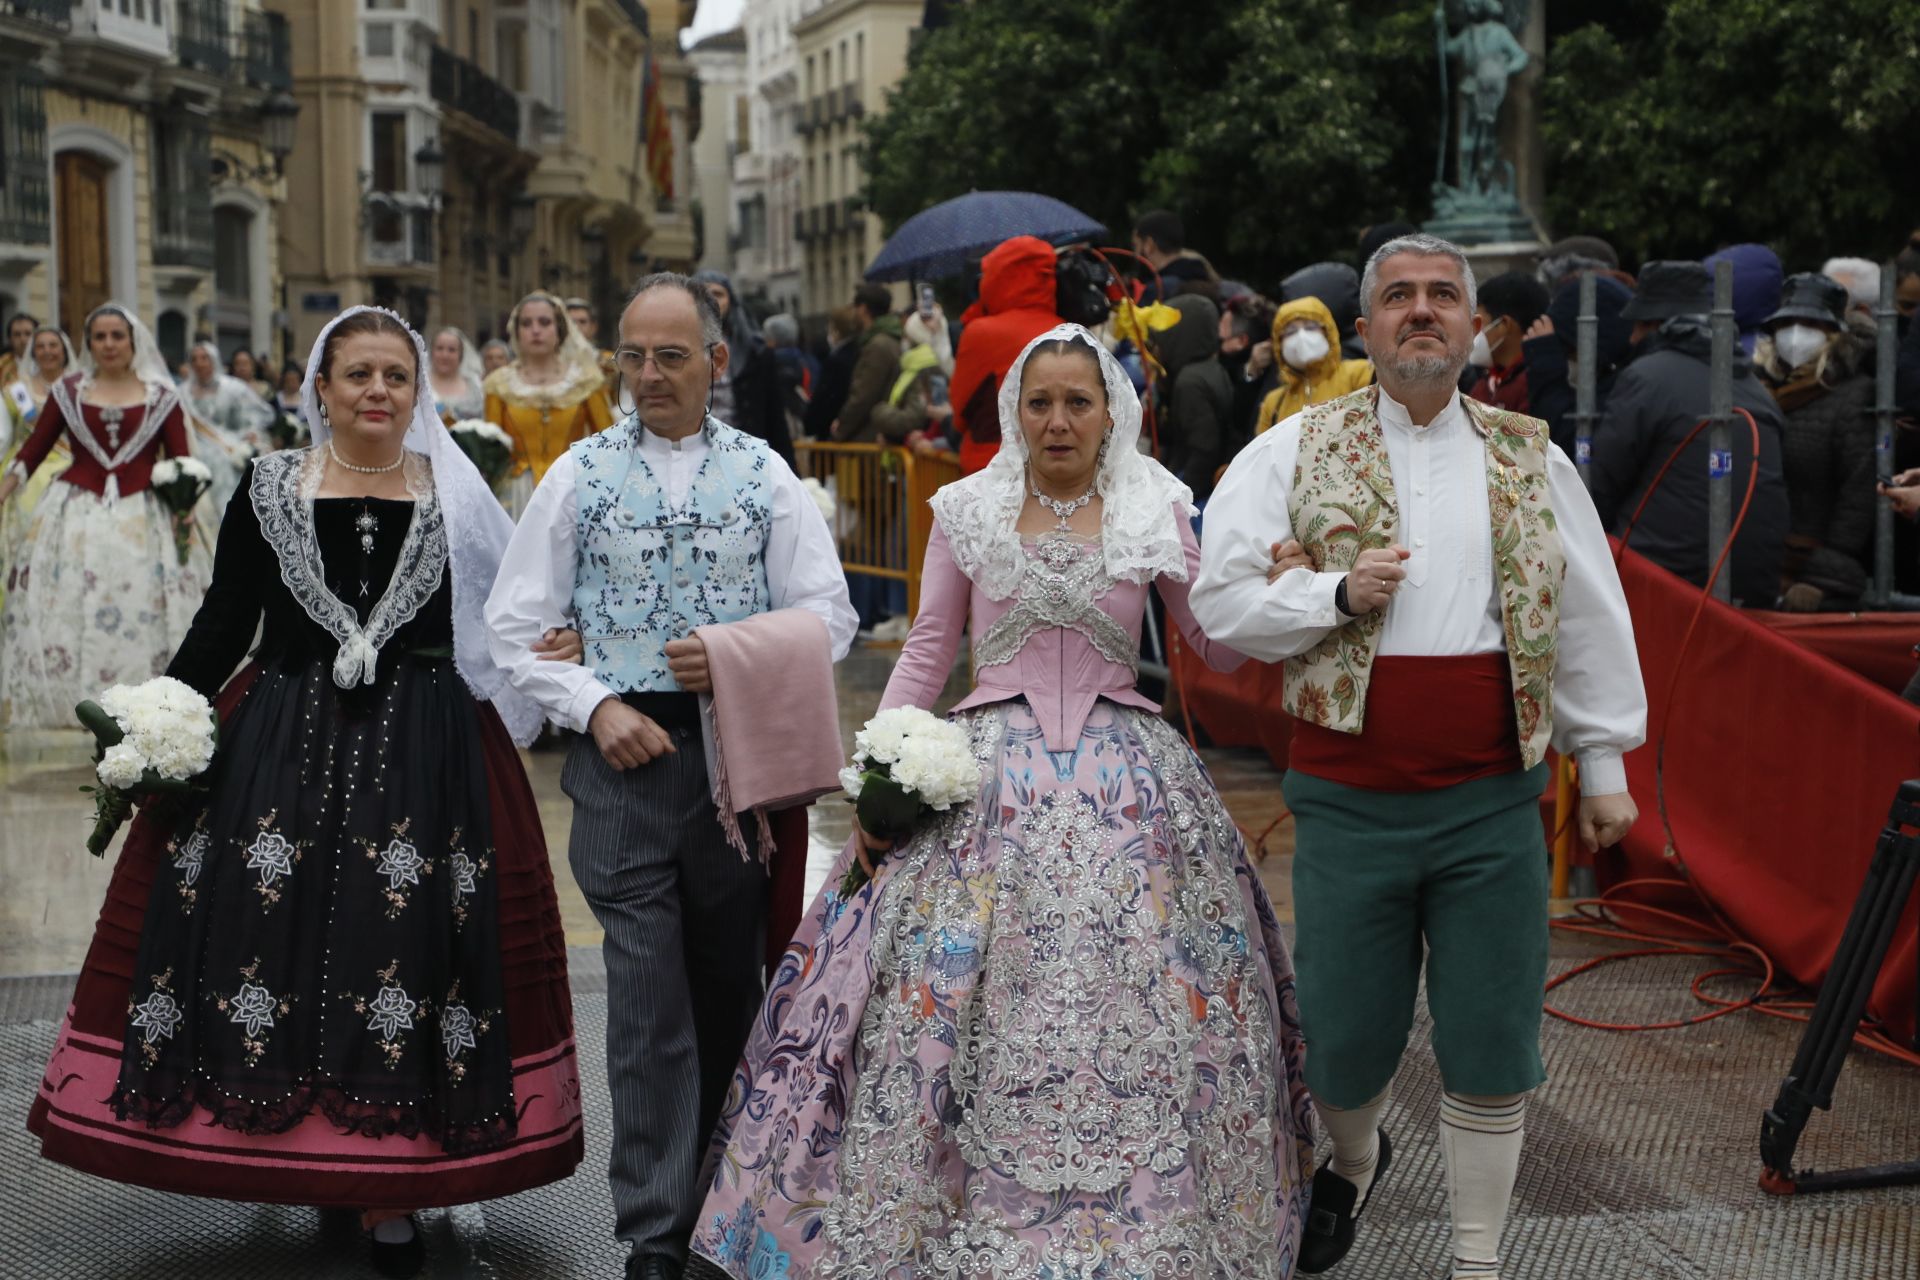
left=480, top=358, right=604, bottom=412
left=47, top=372, right=181, bottom=475
left=250, top=447, right=446, bottom=689
left=297, top=304, right=547, bottom=744
left=929, top=323, right=1193, bottom=602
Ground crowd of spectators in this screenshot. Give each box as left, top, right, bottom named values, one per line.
left=739, top=212, right=1920, bottom=620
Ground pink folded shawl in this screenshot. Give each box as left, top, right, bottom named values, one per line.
left=697, top=608, right=845, bottom=858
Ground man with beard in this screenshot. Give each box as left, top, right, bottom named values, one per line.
left=1193, top=233, right=1647, bottom=1280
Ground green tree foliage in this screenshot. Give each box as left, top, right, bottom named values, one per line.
left=1541, top=0, right=1920, bottom=268
left=863, top=0, right=1437, bottom=290
left=1148, top=3, right=1434, bottom=283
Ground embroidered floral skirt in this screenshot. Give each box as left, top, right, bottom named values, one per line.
left=0, top=438, right=68, bottom=614
left=691, top=700, right=1317, bottom=1279
left=0, top=478, right=208, bottom=728
left=27, top=659, right=584, bottom=1208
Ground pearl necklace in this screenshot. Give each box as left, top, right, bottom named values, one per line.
left=1028, top=468, right=1097, bottom=533
left=327, top=440, right=406, bottom=475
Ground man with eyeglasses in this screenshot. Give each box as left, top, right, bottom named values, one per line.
left=486, top=272, right=857, bottom=1280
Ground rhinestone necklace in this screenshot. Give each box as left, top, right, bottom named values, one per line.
left=1028, top=468, right=1097, bottom=533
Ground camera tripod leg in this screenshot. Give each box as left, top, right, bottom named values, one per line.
left=1759, top=781, right=1920, bottom=1195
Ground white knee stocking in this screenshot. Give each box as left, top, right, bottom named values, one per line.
left=1438, top=1091, right=1527, bottom=1280
left=1316, top=1084, right=1391, bottom=1201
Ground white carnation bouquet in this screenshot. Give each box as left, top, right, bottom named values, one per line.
left=76, top=676, right=219, bottom=856
left=149, top=456, right=214, bottom=565
left=800, top=475, right=836, bottom=526
left=448, top=418, right=514, bottom=487
left=837, top=706, right=979, bottom=895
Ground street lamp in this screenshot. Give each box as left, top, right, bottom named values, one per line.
left=414, top=140, right=445, bottom=203
left=263, top=92, right=300, bottom=174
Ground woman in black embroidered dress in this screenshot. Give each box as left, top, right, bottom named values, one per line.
left=29, top=308, right=583, bottom=1278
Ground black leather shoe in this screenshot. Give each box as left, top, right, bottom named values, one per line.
left=1297, top=1127, right=1392, bottom=1273
left=368, top=1214, right=424, bottom=1278
left=627, top=1256, right=685, bottom=1280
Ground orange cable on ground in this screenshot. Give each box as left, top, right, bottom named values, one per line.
left=1546, top=409, right=1920, bottom=1067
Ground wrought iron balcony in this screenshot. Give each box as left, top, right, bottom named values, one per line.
left=241, top=9, right=290, bottom=91
left=0, top=0, right=72, bottom=29
left=364, top=198, right=436, bottom=270
left=0, top=67, right=50, bottom=246
left=174, top=0, right=231, bottom=77
left=430, top=44, right=521, bottom=144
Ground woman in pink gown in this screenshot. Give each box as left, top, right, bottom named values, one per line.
left=690, top=325, right=1315, bottom=1279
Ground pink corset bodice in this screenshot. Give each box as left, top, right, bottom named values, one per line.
left=878, top=512, right=1246, bottom=750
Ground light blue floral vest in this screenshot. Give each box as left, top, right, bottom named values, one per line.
left=571, top=416, right=775, bottom=692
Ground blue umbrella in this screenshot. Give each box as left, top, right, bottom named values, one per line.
left=864, top=190, right=1106, bottom=283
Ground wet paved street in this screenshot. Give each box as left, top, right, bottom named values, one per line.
left=2, top=642, right=1915, bottom=1279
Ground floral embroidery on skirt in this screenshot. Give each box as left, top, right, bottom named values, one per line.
left=694, top=700, right=1315, bottom=1279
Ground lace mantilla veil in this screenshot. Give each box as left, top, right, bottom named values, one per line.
left=928, top=322, right=1195, bottom=601
left=482, top=290, right=605, bottom=407
left=300, top=305, right=545, bottom=744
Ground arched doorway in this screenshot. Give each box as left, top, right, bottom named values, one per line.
left=55, top=152, right=111, bottom=331
left=49, top=126, right=139, bottom=337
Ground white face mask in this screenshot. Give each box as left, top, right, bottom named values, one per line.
left=1280, top=328, right=1330, bottom=370
left=1772, top=323, right=1829, bottom=371
left=1468, top=317, right=1504, bottom=369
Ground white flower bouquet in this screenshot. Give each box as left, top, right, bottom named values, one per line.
left=149, top=456, right=213, bottom=565
left=448, top=418, right=514, bottom=487
left=837, top=706, right=979, bottom=895
left=801, top=475, right=837, bottom=526
left=75, top=676, right=219, bottom=856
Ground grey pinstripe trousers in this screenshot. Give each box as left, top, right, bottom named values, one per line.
left=561, top=728, right=769, bottom=1264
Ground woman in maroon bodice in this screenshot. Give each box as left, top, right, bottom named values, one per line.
left=0, top=302, right=211, bottom=727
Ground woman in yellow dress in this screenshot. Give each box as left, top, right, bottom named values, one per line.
left=482, top=291, right=612, bottom=515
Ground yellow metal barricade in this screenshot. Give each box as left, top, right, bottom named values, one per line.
left=793, top=442, right=962, bottom=619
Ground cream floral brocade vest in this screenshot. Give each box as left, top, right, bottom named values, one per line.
left=1282, top=388, right=1566, bottom=768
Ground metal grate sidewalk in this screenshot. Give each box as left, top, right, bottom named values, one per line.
left=4, top=943, right=1916, bottom=1278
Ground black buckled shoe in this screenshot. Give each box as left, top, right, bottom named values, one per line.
left=368, top=1214, right=424, bottom=1279
left=627, top=1255, right=685, bottom=1280
left=1297, top=1127, right=1392, bottom=1274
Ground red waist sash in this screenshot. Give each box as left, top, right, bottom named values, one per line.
left=1288, top=653, right=1524, bottom=792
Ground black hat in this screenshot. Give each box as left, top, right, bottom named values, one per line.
left=1620, top=261, right=1712, bottom=321
left=1764, top=272, right=1848, bottom=330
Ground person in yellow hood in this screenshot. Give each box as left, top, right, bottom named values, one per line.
left=1253, top=295, right=1374, bottom=434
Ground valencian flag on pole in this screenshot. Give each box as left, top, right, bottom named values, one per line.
left=643, top=51, right=674, bottom=199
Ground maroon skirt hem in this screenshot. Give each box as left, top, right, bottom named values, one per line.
left=24, top=665, right=584, bottom=1208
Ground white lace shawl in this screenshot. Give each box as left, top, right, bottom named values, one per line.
left=301, top=306, right=545, bottom=744
left=928, top=322, right=1194, bottom=602
left=50, top=303, right=187, bottom=475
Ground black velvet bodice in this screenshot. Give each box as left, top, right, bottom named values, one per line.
left=166, top=465, right=453, bottom=700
